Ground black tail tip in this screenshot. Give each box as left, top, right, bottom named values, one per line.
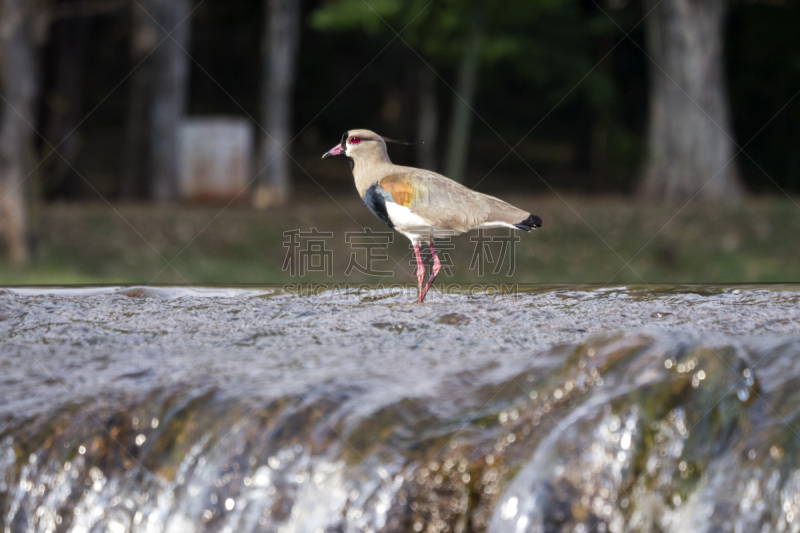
left=515, top=214, right=543, bottom=231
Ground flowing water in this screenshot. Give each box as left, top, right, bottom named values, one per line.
left=1, top=285, right=800, bottom=533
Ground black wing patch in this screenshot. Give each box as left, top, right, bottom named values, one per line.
left=514, top=214, right=543, bottom=231
left=362, top=184, right=394, bottom=229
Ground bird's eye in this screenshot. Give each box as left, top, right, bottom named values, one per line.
left=349, top=137, right=361, bottom=144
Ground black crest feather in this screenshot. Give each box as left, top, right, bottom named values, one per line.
left=380, top=136, right=411, bottom=145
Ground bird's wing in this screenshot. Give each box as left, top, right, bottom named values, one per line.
left=379, top=169, right=530, bottom=233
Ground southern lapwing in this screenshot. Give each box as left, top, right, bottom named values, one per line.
left=323, top=129, right=542, bottom=303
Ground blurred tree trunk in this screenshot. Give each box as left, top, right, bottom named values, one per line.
left=416, top=65, right=438, bottom=171
left=640, top=0, right=743, bottom=202
left=44, top=1, right=91, bottom=195
left=0, top=0, right=42, bottom=266
left=254, top=0, right=301, bottom=209
left=120, top=2, right=158, bottom=199
left=147, top=0, right=192, bottom=202
left=443, top=0, right=487, bottom=183
left=588, top=33, right=614, bottom=188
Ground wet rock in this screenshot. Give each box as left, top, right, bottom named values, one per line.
left=372, top=322, right=417, bottom=333
left=121, top=288, right=149, bottom=298
left=436, top=313, right=470, bottom=326
left=0, top=309, right=24, bottom=321
left=1, top=285, right=799, bottom=532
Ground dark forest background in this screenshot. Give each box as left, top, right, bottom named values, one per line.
left=36, top=0, right=800, bottom=196
left=0, top=0, right=798, bottom=282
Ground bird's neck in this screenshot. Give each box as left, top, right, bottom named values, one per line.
left=352, top=156, right=394, bottom=197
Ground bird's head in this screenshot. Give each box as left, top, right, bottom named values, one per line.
left=322, top=129, right=406, bottom=167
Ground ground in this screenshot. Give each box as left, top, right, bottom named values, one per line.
left=0, top=195, right=798, bottom=285
left=2, top=286, right=800, bottom=531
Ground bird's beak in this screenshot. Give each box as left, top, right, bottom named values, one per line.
left=322, top=143, right=345, bottom=159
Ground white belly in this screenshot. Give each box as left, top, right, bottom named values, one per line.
left=385, top=202, right=435, bottom=242
left=479, top=221, right=518, bottom=230
left=386, top=202, right=430, bottom=229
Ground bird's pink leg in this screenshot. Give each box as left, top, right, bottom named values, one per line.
left=414, top=241, right=426, bottom=303
left=420, top=240, right=442, bottom=303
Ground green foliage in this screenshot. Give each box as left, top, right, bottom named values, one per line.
left=311, top=0, right=483, bottom=59
left=311, top=0, right=624, bottom=115
left=311, top=0, right=603, bottom=64
left=310, top=0, right=407, bottom=35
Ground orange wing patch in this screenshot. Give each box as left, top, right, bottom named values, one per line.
left=380, top=174, right=415, bottom=207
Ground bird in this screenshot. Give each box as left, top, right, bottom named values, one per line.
left=322, top=129, right=542, bottom=303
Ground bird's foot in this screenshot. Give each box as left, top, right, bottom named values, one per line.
left=414, top=241, right=426, bottom=303
left=417, top=269, right=428, bottom=303
left=419, top=241, right=442, bottom=303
